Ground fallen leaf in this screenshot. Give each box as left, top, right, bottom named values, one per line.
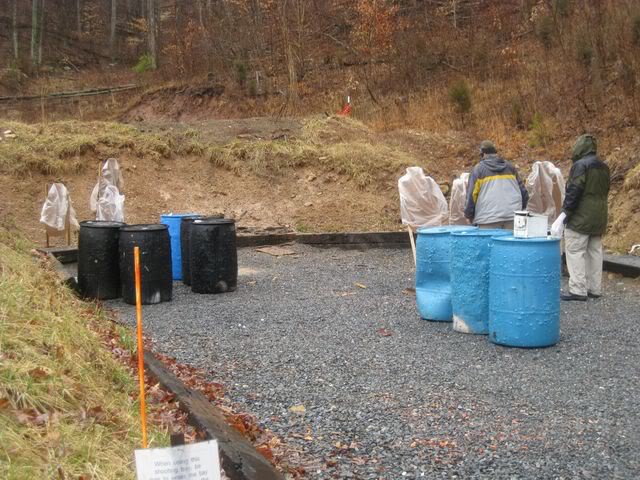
left=29, top=367, right=50, bottom=380
left=355, top=283, right=367, bottom=289
left=352, top=457, right=367, bottom=465
left=289, top=404, right=306, bottom=414
left=402, top=288, right=416, bottom=296
left=257, top=444, right=274, bottom=461
left=0, top=398, right=10, bottom=409
left=376, top=328, right=393, bottom=337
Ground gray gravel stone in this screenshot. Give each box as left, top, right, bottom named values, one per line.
left=109, top=245, right=640, bottom=479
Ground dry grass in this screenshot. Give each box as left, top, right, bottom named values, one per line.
left=0, top=121, right=205, bottom=176
left=208, top=116, right=418, bottom=187
left=0, top=224, right=167, bottom=479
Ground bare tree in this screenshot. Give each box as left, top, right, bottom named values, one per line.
left=11, top=0, right=19, bottom=60
left=280, top=0, right=298, bottom=103
left=77, top=0, right=81, bottom=34
left=147, top=0, right=157, bottom=68
left=110, top=0, right=117, bottom=60
left=38, top=0, right=45, bottom=66
left=31, top=0, right=41, bottom=66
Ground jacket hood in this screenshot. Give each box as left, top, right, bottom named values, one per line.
left=571, top=134, right=597, bottom=162
left=480, top=154, right=510, bottom=173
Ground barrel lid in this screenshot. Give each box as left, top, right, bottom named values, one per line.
left=80, top=220, right=125, bottom=228
left=493, top=235, right=559, bottom=243
left=120, top=224, right=168, bottom=232
left=417, top=225, right=477, bottom=235
left=452, top=229, right=511, bottom=237
left=192, top=217, right=234, bottom=226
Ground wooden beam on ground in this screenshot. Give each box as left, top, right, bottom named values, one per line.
left=143, top=352, right=284, bottom=480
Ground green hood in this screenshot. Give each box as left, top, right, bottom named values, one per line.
left=571, top=134, right=597, bottom=162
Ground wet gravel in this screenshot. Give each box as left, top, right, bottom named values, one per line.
left=109, top=245, right=640, bottom=479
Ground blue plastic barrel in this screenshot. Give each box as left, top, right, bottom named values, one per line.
left=160, top=213, right=198, bottom=280
left=416, top=225, right=477, bottom=321
left=489, top=236, right=561, bottom=347
left=450, top=229, right=511, bottom=334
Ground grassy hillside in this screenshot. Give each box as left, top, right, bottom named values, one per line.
left=0, top=224, right=167, bottom=479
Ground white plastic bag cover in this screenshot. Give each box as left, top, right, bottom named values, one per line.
left=90, top=158, right=125, bottom=212
left=398, top=167, right=448, bottom=228
left=449, top=172, right=471, bottom=225
left=96, top=185, right=125, bottom=222
left=526, top=161, right=565, bottom=226
left=39, top=183, right=80, bottom=233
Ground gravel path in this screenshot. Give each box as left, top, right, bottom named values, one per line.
left=109, top=245, right=640, bottom=479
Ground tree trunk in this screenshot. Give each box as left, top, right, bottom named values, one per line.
left=76, top=0, right=81, bottom=34
left=280, top=0, right=298, bottom=103
left=147, top=0, right=157, bottom=68
left=31, top=0, right=40, bottom=66
left=11, top=0, right=19, bottom=60
left=197, top=0, right=203, bottom=28
left=38, top=0, right=45, bottom=66
left=110, top=0, right=117, bottom=60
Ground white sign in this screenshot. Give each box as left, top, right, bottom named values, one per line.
left=135, top=440, right=221, bottom=480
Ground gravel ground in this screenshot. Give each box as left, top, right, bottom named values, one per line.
left=109, top=245, right=640, bottom=479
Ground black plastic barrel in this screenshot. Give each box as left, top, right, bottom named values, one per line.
left=190, top=218, right=238, bottom=294
left=77, top=220, right=124, bottom=300
left=119, top=224, right=173, bottom=305
left=180, top=214, right=223, bottom=286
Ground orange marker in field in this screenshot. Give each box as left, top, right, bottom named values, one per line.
left=134, top=246, right=148, bottom=448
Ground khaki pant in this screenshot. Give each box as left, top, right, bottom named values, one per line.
left=564, top=227, right=603, bottom=296
left=478, top=220, right=514, bottom=230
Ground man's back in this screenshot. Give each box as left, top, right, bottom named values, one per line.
left=564, top=153, right=610, bottom=235
left=465, top=154, right=528, bottom=225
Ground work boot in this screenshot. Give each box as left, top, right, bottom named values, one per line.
left=561, top=291, right=588, bottom=301
left=587, top=292, right=601, bottom=299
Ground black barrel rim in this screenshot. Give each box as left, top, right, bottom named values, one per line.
left=193, top=218, right=234, bottom=226
left=120, top=224, right=168, bottom=232
left=181, top=215, right=205, bottom=223
left=80, top=220, right=125, bottom=228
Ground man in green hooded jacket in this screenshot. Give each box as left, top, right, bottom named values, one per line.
left=550, top=134, right=610, bottom=301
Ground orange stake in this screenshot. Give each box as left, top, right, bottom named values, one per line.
left=134, top=246, right=148, bottom=448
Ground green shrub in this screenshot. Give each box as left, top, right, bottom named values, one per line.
left=234, top=62, right=247, bottom=87
left=632, top=14, right=640, bottom=46
left=575, top=36, right=593, bottom=68
left=448, top=79, right=472, bottom=125
left=535, top=15, right=554, bottom=50
left=528, top=112, right=549, bottom=147
left=510, top=99, right=526, bottom=129
left=133, top=53, right=154, bottom=73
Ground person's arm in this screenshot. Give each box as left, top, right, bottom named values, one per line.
left=516, top=172, right=529, bottom=209
left=464, top=168, right=479, bottom=221
left=562, top=162, right=587, bottom=220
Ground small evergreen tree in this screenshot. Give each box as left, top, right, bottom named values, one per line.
left=448, top=79, right=472, bottom=127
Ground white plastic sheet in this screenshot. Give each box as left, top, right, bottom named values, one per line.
left=526, top=161, right=565, bottom=226
left=96, top=184, right=125, bottom=222
left=449, top=172, right=471, bottom=225
left=90, top=158, right=125, bottom=221
left=40, top=183, right=80, bottom=234
left=398, top=167, right=448, bottom=228
left=90, top=158, right=125, bottom=211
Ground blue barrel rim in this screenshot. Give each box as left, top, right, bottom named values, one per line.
left=417, top=225, right=477, bottom=235
left=451, top=229, right=511, bottom=237
left=120, top=224, right=168, bottom=232
left=492, top=235, right=560, bottom=243
left=80, top=220, right=125, bottom=229
left=159, top=213, right=198, bottom=219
